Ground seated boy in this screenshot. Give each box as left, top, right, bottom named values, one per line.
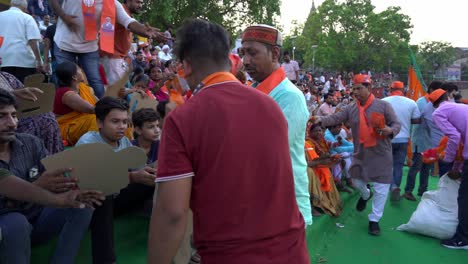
left=76, top=97, right=157, bottom=264
left=131, top=108, right=160, bottom=165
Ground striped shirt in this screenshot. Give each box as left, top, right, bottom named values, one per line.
left=0, top=133, right=47, bottom=216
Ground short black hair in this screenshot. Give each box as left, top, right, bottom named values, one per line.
left=133, top=74, right=150, bottom=86
left=56, top=61, right=78, bottom=87
left=440, top=82, right=459, bottom=93
left=174, top=19, right=230, bottom=70
left=132, top=108, right=160, bottom=128
left=0, top=89, right=17, bottom=109
left=428, top=80, right=443, bottom=93
left=324, top=93, right=334, bottom=100
left=283, top=51, right=290, bottom=56
left=95, top=97, right=129, bottom=122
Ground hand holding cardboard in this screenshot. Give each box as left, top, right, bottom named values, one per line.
left=41, top=143, right=147, bottom=195
left=129, top=92, right=157, bottom=112
left=16, top=74, right=55, bottom=118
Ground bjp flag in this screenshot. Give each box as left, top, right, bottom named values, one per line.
left=406, top=48, right=427, bottom=165
left=407, top=49, right=427, bottom=101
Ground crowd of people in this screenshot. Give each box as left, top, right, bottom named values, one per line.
left=0, top=0, right=467, bottom=263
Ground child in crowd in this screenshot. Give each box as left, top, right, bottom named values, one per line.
left=132, top=108, right=161, bottom=166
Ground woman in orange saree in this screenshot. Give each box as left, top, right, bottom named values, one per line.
left=305, top=122, right=342, bottom=217
left=54, top=62, right=98, bottom=145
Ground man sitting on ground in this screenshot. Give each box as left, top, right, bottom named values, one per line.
left=0, top=89, right=94, bottom=264
left=76, top=97, right=157, bottom=264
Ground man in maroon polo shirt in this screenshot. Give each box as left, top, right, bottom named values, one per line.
left=148, top=19, right=310, bottom=264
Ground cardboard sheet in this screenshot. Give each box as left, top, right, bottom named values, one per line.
left=41, top=143, right=147, bottom=195
left=17, top=74, right=55, bottom=118
left=104, top=70, right=131, bottom=98
left=129, top=92, right=158, bottom=112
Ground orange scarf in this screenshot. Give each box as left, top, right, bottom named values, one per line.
left=437, top=136, right=464, bottom=161
left=358, top=94, right=377, bottom=148
left=82, top=0, right=116, bottom=53
left=305, top=141, right=332, bottom=192
left=201, top=72, right=238, bottom=87
left=254, top=67, right=286, bottom=95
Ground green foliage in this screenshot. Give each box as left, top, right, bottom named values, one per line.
left=415, top=41, right=456, bottom=75
left=292, top=0, right=413, bottom=74
left=137, top=0, right=281, bottom=38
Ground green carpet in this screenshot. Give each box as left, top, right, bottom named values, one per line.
left=306, top=169, right=468, bottom=264
left=32, top=168, right=468, bottom=263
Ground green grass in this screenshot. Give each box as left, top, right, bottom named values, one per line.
left=32, top=168, right=468, bottom=263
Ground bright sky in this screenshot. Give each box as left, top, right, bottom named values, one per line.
left=280, top=0, right=468, bottom=47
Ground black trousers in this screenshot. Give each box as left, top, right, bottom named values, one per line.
left=1, top=67, right=37, bottom=83
left=90, top=183, right=154, bottom=264
left=456, top=160, right=468, bottom=242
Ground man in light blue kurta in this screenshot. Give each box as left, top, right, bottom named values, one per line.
left=267, top=77, right=312, bottom=225
left=242, top=24, right=312, bottom=226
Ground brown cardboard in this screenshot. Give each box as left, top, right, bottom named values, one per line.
left=104, top=70, right=131, bottom=98
left=17, top=74, right=55, bottom=119
left=128, top=92, right=158, bottom=112
left=41, top=143, right=147, bottom=195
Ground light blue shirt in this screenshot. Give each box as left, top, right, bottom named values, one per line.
left=422, top=102, right=445, bottom=148
left=411, top=97, right=432, bottom=152
left=76, top=131, right=133, bottom=151
left=324, top=129, right=354, bottom=154
left=255, top=78, right=312, bottom=225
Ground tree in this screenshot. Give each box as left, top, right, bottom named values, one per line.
left=295, top=0, right=412, bottom=75
left=282, top=20, right=305, bottom=65
left=137, top=0, right=281, bottom=37
left=416, top=41, right=456, bottom=80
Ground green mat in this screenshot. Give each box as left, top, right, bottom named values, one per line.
left=306, top=170, right=468, bottom=264
left=32, top=169, right=468, bottom=263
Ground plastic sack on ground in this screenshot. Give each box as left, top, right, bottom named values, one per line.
left=397, top=174, right=459, bottom=239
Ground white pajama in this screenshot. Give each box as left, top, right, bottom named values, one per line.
left=332, top=152, right=352, bottom=180
left=354, top=178, right=390, bottom=222
left=101, top=56, right=128, bottom=86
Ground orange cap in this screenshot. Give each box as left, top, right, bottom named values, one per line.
left=353, top=74, right=371, bottom=85
left=391, top=81, right=404, bottom=89
left=429, top=89, right=446, bottom=103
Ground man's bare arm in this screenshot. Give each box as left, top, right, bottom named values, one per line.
left=48, top=0, right=79, bottom=32
left=148, top=177, right=192, bottom=264
left=43, top=37, right=51, bottom=73
left=0, top=169, right=104, bottom=208
left=128, top=22, right=165, bottom=42
left=48, top=0, right=65, bottom=18
left=28, top=39, right=42, bottom=71
left=411, top=118, right=421, bottom=124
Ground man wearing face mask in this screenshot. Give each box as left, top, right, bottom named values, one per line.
left=241, top=24, right=312, bottom=227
